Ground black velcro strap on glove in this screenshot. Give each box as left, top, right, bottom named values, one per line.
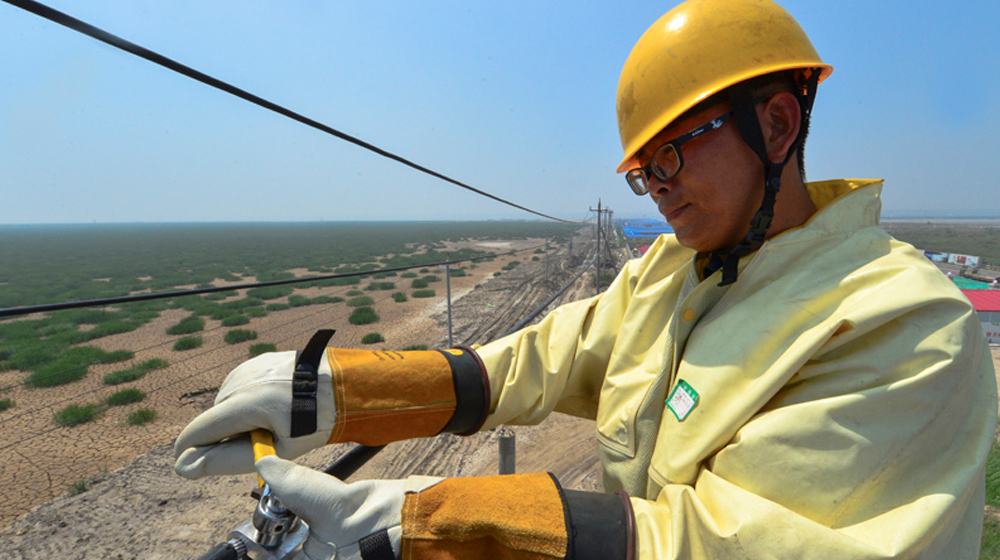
left=290, top=329, right=335, bottom=438
left=359, top=529, right=396, bottom=560
left=561, top=487, right=634, bottom=560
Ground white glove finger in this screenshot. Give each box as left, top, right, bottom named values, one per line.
left=255, top=456, right=350, bottom=522
left=174, top=434, right=255, bottom=479
left=216, top=351, right=297, bottom=401
left=173, top=389, right=287, bottom=457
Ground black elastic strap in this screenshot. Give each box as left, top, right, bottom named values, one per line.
left=718, top=70, right=824, bottom=286
left=719, top=86, right=789, bottom=286
left=559, top=484, right=632, bottom=560
left=290, top=329, right=335, bottom=438
left=359, top=529, right=396, bottom=560
left=438, top=346, right=490, bottom=436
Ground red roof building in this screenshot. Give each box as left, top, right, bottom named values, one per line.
left=962, top=289, right=1000, bottom=312
left=963, top=289, right=1000, bottom=344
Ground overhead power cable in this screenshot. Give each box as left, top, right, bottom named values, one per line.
left=3, top=0, right=573, bottom=223
left=0, top=245, right=546, bottom=319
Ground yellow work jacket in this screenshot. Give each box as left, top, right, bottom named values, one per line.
left=477, top=179, right=998, bottom=559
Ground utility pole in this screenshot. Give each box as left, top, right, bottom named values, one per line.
left=446, top=254, right=453, bottom=347
left=544, top=238, right=549, bottom=285
left=590, top=199, right=612, bottom=294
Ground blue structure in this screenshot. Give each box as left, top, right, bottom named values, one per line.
left=620, top=219, right=674, bottom=238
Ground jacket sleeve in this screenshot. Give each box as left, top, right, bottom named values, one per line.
left=476, top=237, right=693, bottom=428
left=628, top=287, right=998, bottom=559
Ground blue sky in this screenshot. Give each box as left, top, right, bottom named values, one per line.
left=1, top=0, right=998, bottom=224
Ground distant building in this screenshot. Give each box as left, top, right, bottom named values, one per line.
left=948, top=253, right=981, bottom=267
left=962, top=289, right=1000, bottom=344
left=622, top=220, right=673, bottom=258
left=621, top=219, right=674, bottom=239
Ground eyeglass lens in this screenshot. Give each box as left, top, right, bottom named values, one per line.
left=626, top=170, right=649, bottom=195
left=651, top=144, right=681, bottom=181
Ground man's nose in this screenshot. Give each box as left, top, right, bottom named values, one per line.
left=648, top=176, right=671, bottom=198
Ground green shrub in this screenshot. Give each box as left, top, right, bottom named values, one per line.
left=127, top=408, right=157, bottom=426
left=106, top=388, right=145, bottom=407
left=246, top=286, right=294, bottom=300
left=104, top=369, right=143, bottom=386
left=26, top=346, right=125, bottom=388
left=312, top=296, right=343, bottom=304
left=401, top=272, right=418, bottom=278
left=204, top=290, right=238, bottom=301
left=250, top=343, right=277, bottom=358
left=348, top=307, right=380, bottom=325
left=144, top=358, right=169, bottom=370
left=449, top=269, right=467, bottom=277
left=422, top=275, right=440, bottom=283
left=225, top=330, right=258, bottom=344
left=167, top=316, right=205, bottom=335
left=103, top=359, right=168, bottom=385
left=531, top=256, right=540, bottom=261
left=392, top=292, right=408, bottom=303
left=265, top=303, right=290, bottom=312
left=346, top=289, right=364, bottom=296
left=103, top=350, right=135, bottom=363
left=221, top=315, right=250, bottom=327
left=288, top=295, right=311, bottom=307
left=493, top=272, right=502, bottom=277
left=502, top=261, right=521, bottom=271
left=246, top=307, right=268, bottom=318
left=986, top=440, right=1000, bottom=509
left=401, top=345, right=428, bottom=351
left=173, top=336, right=203, bottom=351
left=534, top=248, right=545, bottom=254
left=0, top=398, right=13, bottom=412
left=366, top=282, right=396, bottom=291
left=54, top=403, right=103, bottom=427
left=57, top=308, right=109, bottom=325
left=67, top=478, right=91, bottom=496
left=347, top=296, right=375, bottom=307
left=411, top=279, right=429, bottom=289
left=361, top=333, right=385, bottom=344
left=412, top=290, right=436, bottom=298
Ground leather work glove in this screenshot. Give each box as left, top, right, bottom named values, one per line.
left=256, top=455, right=442, bottom=560
left=174, top=351, right=337, bottom=478
left=175, top=344, right=489, bottom=480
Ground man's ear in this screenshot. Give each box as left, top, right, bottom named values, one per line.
left=759, top=91, right=801, bottom=163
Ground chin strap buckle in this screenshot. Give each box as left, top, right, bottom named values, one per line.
left=290, top=329, right=335, bottom=438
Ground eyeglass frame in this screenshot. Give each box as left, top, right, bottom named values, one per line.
left=624, top=111, right=733, bottom=195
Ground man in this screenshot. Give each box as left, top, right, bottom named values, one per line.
left=175, top=1, right=998, bottom=558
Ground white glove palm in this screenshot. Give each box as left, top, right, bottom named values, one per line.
left=174, top=351, right=337, bottom=478
left=256, top=455, right=442, bottom=560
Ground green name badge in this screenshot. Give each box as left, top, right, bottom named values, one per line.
left=666, top=379, right=699, bottom=421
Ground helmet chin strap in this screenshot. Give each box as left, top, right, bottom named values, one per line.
left=718, top=70, right=821, bottom=287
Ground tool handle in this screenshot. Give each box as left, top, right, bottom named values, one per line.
left=251, top=429, right=276, bottom=488
left=196, top=541, right=242, bottom=560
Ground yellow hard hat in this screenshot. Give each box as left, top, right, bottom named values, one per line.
left=615, top=0, right=833, bottom=173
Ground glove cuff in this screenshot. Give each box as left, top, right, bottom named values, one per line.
left=326, top=346, right=489, bottom=446
left=399, top=473, right=634, bottom=560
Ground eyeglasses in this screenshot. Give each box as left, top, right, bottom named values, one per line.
left=625, top=111, right=733, bottom=195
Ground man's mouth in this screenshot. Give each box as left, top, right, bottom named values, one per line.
left=660, top=202, right=688, bottom=221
